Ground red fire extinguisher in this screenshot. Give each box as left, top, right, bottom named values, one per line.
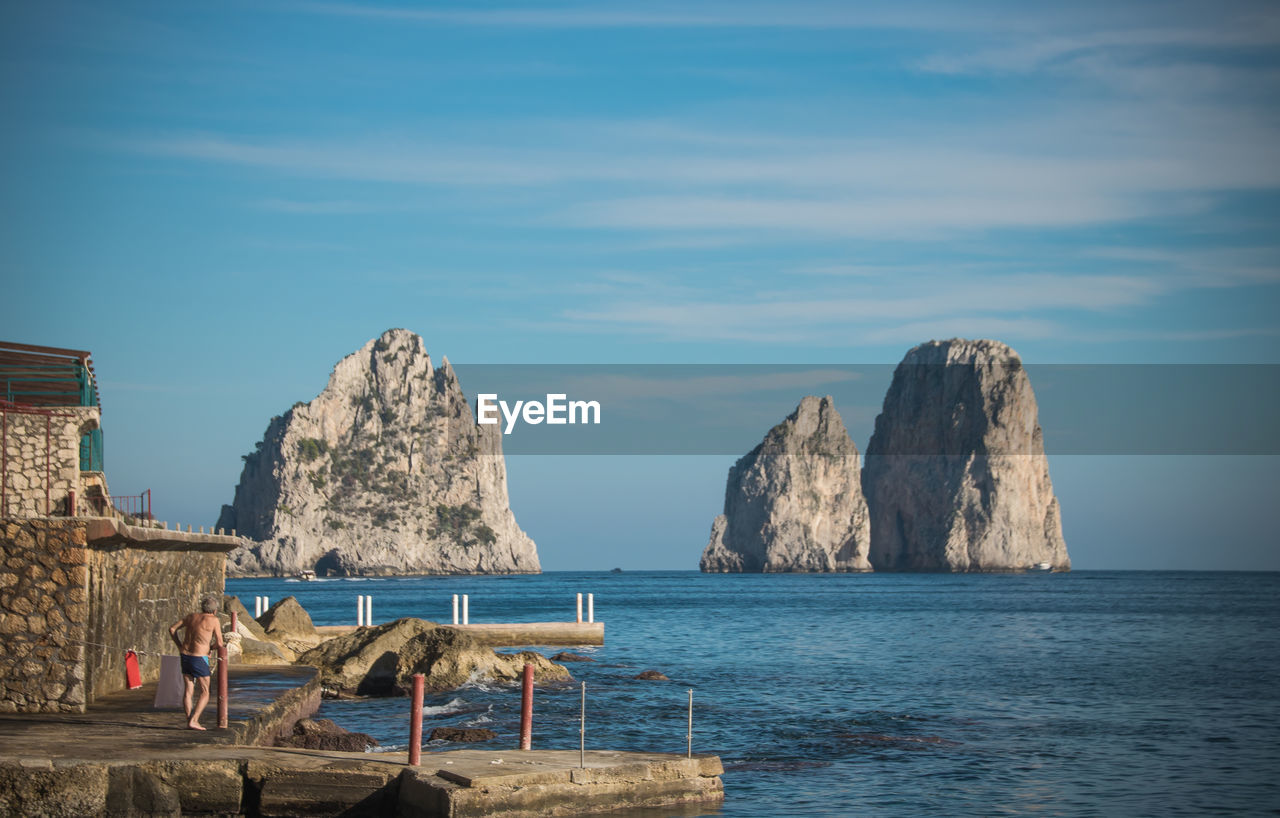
left=124, top=650, right=142, bottom=690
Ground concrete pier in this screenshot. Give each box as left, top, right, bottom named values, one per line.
left=315, top=621, right=605, bottom=647
left=0, top=662, right=721, bottom=817
left=399, top=749, right=724, bottom=817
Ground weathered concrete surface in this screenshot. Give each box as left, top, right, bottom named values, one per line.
left=315, top=621, right=605, bottom=647
left=442, top=621, right=605, bottom=647
left=399, top=750, right=725, bottom=818
left=0, top=652, right=721, bottom=817
left=0, top=748, right=724, bottom=818
left=0, top=665, right=320, bottom=761
left=246, top=751, right=403, bottom=817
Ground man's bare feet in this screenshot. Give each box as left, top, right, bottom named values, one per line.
left=187, top=723, right=207, bottom=731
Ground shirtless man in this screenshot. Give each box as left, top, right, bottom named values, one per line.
left=168, top=596, right=225, bottom=730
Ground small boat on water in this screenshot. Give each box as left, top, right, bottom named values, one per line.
left=297, top=569, right=317, bottom=581
left=1032, top=562, right=1052, bottom=572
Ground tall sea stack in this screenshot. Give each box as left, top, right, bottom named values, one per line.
left=862, top=339, right=1069, bottom=572
left=218, top=329, right=540, bottom=576
left=700, top=396, right=872, bottom=573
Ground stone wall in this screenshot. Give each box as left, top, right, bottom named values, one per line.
left=0, top=519, right=89, bottom=713
left=86, top=541, right=226, bottom=701
left=0, top=405, right=99, bottom=518
left=0, top=518, right=238, bottom=712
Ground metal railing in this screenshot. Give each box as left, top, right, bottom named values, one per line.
left=112, top=489, right=152, bottom=521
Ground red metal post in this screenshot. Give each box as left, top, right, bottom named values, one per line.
left=216, top=644, right=229, bottom=729
left=519, top=663, right=534, bottom=750
left=409, top=673, right=425, bottom=765
left=230, top=610, right=238, bottom=635
left=2, top=407, right=7, bottom=516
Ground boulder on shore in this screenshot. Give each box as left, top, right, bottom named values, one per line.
left=276, top=718, right=378, bottom=752
left=258, top=595, right=322, bottom=653
left=221, top=596, right=269, bottom=641
left=239, top=638, right=292, bottom=665
left=294, top=618, right=570, bottom=696
left=396, top=629, right=570, bottom=693
left=220, top=595, right=295, bottom=663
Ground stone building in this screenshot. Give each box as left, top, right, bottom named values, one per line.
left=0, top=341, right=239, bottom=713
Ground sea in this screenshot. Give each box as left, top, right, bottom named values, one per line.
left=226, top=571, right=1280, bottom=816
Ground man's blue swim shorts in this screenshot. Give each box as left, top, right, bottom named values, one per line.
left=181, top=653, right=211, bottom=678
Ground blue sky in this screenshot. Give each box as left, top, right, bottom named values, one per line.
left=3, top=1, right=1278, bottom=569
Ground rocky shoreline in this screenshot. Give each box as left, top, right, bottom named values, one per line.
left=222, top=594, right=572, bottom=749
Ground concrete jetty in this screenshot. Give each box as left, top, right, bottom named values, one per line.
left=315, top=621, right=605, bottom=647
left=0, top=664, right=722, bottom=817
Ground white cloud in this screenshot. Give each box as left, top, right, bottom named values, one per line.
left=553, top=271, right=1161, bottom=344
left=297, top=1, right=991, bottom=31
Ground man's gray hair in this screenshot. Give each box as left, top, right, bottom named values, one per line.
left=201, top=596, right=219, bottom=614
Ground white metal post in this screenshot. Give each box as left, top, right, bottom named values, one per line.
left=263, top=596, right=270, bottom=612
left=452, top=594, right=459, bottom=625
left=357, top=595, right=364, bottom=627
left=576, top=593, right=583, bottom=623
left=687, top=689, right=693, bottom=758
left=587, top=593, right=594, bottom=623
left=365, top=595, right=372, bottom=627
left=462, top=594, right=469, bottom=625
left=254, top=596, right=261, bottom=617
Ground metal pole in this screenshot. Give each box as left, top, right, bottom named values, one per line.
left=452, top=594, right=459, bottom=625
left=576, top=593, right=582, bottom=623
left=519, top=663, right=533, bottom=750
left=216, top=645, right=229, bottom=729
left=587, top=593, right=594, bottom=624
left=580, top=681, right=586, bottom=768
left=365, top=595, right=372, bottom=627
left=230, top=610, right=238, bottom=635
left=687, top=689, right=693, bottom=758
left=1, top=406, right=7, bottom=517
left=357, top=595, right=364, bottom=627
left=263, top=596, right=270, bottom=612
left=409, top=673, right=425, bottom=765
left=462, top=594, right=469, bottom=625
left=254, top=596, right=261, bottom=617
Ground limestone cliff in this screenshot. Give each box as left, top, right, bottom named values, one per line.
left=862, top=339, right=1069, bottom=572
left=700, top=396, right=872, bottom=573
left=218, top=329, right=539, bottom=576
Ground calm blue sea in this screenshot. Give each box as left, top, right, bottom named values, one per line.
left=227, top=571, right=1280, bottom=816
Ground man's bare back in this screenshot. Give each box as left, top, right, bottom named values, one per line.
left=170, top=612, right=222, bottom=656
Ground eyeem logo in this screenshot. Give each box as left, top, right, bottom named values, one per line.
left=476, top=394, right=602, bottom=434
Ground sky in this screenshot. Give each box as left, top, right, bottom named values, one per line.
left=3, top=1, right=1278, bottom=570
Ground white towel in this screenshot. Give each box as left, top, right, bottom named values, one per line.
left=153, top=654, right=184, bottom=709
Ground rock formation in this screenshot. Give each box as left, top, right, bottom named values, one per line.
left=257, top=596, right=322, bottom=654
left=218, top=329, right=539, bottom=576
left=277, top=718, right=379, bottom=752
left=294, top=618, right=569, bottom=696
left=862, top=339, right=1069, bottom=572
left=700, top=396, right=872, bottom=573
